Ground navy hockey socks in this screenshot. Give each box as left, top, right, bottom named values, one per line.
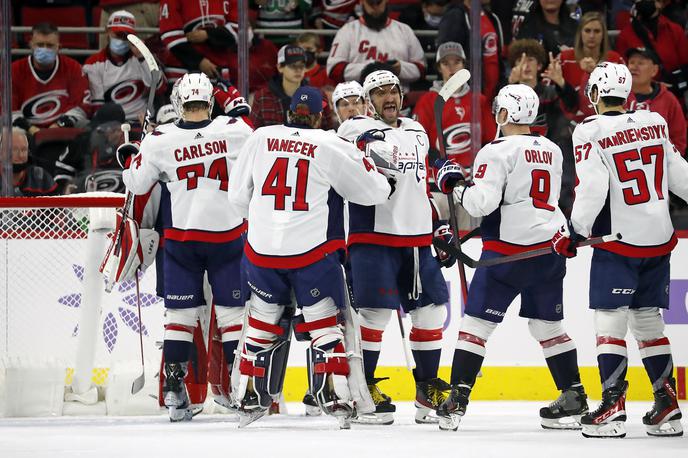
left=450, top=331, right=486, bottom=385
left=596, top=336, right=629, bottom=390
left=538, top=334, right=582, bottom=390
left=638, top=337, right=674, bottom=390
left=361, top=326, right=384, bottom=380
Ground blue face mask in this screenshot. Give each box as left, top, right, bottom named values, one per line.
left=109, top=38, right=130, bottom=56
left=32, top=47, right=57, bottom=66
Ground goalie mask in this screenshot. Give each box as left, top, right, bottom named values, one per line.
left=586, top=62, right=632, bottom=111
left=362, top=70, right=404, bottom=121
left=173, top=73, right=215, bottom=119
left=332, top=81, right=364, bottom=123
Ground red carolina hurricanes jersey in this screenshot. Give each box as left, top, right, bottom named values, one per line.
left=11, top=55, right=89, bottom=128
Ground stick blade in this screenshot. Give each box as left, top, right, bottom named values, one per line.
left=127, top=34, right=160, bottom=72
left=438, top=69, right=471, bottom=101
left=131, top=372, right=145, bottom=395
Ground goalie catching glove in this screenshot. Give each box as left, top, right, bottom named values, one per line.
left=100, top=210, right=159, bottom=285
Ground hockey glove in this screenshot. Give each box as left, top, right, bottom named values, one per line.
left=55, top=114, right=77, bottom=128
left=365, top=141, right=399, bottom=179
left=213, top=81, right=251, bottom=117
left=433, top=222, right=456, bottom=268
left=435, top=159, right=467, bottom=194
left=355, top=129, right=386, bottom=151
left=116, top=141, right=140, bottom=169
left=551, top=223, right=585, bottom=258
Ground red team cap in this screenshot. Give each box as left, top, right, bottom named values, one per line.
left=107, top=10, right=136, bottom=34
left=290, top=86, right=324, bottom=115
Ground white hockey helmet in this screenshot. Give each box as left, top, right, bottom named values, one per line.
left=362, top=70, right=404, bottom=117
left=493, top=84, right=539, bottom=125
left=586, top=62, right=632, bottom=107
left=173, top=72, right=214, bottom=119
left=332, top=81, right=364, bottom=122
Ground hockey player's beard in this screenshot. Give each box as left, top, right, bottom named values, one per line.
left=363, top=8, right=389, bottom=31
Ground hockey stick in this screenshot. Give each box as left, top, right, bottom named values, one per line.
left=131, top=272, right=146, bottom=394
left=432, top=233, right=622, bottom=268
left=433, top=69, right=472, bottom=306
left=396, top=310, right=415, bottom=371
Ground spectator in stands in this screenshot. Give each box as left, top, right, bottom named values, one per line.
left=98, top=1, right=159, bottom=48
left=12, top=23, right=90, bottom=133
left=251, top=45, right=333, bottom=129
left=560, top=11, right=624, bottom=122
left=516, top=0, right=578, bottom=57
left=313, top=0, right=357, bottom=31
left=2, top=128, right=57, bottom=197
left=84, top=11, right=166, bottom=125
left=615, top=0, right=688, bottom=88
left=326, top=0, right=426, bottom=89
left=626, top=47, right=687, bottom=155
left=436, top=0, right=502, bottom=99
left=252, top=0, right=312, bottom=45
left=398, top=0, right=450, bottom=53
left=296, top=33, right=336, bottom=88
left=413, top=42, right=495, bottom=169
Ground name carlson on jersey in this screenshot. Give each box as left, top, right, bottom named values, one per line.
left=597, top=124, right=668, bottom=149
left=174, top=140, right=228, bottom=162
left=266, top=138, right=318, bottom=158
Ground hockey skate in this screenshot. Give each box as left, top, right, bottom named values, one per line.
left=581, top=380, right=628, bottom=438
left=162, top=363, right=198, bottom=422
left=437, top=383, right=471, bottom=431
left=414, top=378, right=451, bottom=424
left=351, top=377, right=396, bottom=425
left=237, top=381, right=270, bottom=428
left=303, top=391, right=322, bottom=416
left=540, top=385, right=589, bottom=430
left=643, top=377, right=683, bottom=437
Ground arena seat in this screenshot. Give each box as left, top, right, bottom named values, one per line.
left=21, top=6, right=89, bottom=49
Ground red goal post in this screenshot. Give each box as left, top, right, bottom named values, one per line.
left=0, top=193, right=164, bottom=416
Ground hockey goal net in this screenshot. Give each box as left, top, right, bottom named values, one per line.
left=0, top=193, right=164, bottom=416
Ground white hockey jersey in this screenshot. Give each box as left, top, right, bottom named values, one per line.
left=326, top=18, right=425, bottom=85
left=338, top=116, right=434, bottom=247
left=459, top=134, right=566, bottom=254
left=227, top=124, right=391, bottom=269
left=122, top=116, right=253, bottom=243
left=570, top=110, right=688, bottom=257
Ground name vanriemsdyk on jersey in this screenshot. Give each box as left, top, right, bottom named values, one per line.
left=122, top=116, right=253, bottom=242
left=338, top=116, right=434, bottom=247
left=571, top=110, right=688, bottom=257
left=459, top=134, right=566, bottom=254
left=227, top=124, right=391, bottom=268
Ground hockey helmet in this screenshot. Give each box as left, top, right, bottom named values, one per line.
left=362, top=70, right=404, bottom=118
left=586, top=62, right=632, bottom=106
left=493, top=84, right=539, bottom=126
left=173, top=73, right=215, bottom=118
left=332, top=81, right=364, bottom=122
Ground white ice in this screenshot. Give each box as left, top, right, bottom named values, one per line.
left=1, top=402, right=685, bottom=458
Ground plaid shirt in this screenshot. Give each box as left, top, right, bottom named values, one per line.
left=250, top=76, right=333, bottom=129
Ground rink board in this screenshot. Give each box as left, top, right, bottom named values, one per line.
left=1, top=236, right=687, bottom=401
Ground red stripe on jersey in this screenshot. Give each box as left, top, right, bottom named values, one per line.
left=244, top=239, right=345, bottom=269
left=347, top=232, right=432, bottom=248
left=409, top=327, right=443, bottom=342
left=595, top=234, right=677, bottom=258
left=637, top=337, right=671, bottom=349
left=361, top=326, right=384, bottom=343
left=458, top=332, right=486, bottom=347
left=294, top=316, right=338, bottom=333
left=482, top=240, right=551, bottom=255
left=596, top=336, right=627, bottom=347
left=164, top=223, right=246, bottom=243
left=540, top=334, right=572, bottom=349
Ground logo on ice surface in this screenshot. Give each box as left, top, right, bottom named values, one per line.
left=58, top=265, right=161, bottom=353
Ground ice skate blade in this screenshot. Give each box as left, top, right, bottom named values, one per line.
left=337, top=415, right=352, bottom=430
left=541, top=415, right=582, bottom=430
left=214, top=395, right=239, bottom=413
left=168, top=406, right=194, bottom=422
left=351, top=412, right=394, bottom=425
left=582, top=421, right=626, bottom=438
left=415, top=406, right=440, bottom=424
left=438, top=413, right=462, bottom=431
left=238, top=408, right=268, bottom=428
left=305, top=404, right=322, bottom=416
left=646, top=420, right=683, bottom=437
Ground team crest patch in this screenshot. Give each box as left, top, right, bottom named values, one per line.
left=310, top=288, right=320, bottom=298
left=232, top=290, right=241, bottom=299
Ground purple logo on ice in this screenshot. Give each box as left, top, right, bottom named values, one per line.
left=665, top=279, right=688, bottom=325
left=58, top=265, right=162, bottom=352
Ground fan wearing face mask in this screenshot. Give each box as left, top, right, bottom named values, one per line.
left=83, top=11, right=167, bottom=126
left=295, top=33, right=336, bottom=89
left=0, top=128, right=57, bottom=197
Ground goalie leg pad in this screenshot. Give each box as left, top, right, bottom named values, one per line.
left=100, top=210, right=142, bottom=285
left=216, top=305, right=244, bottom=366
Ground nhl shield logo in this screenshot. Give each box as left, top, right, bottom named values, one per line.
left=232, top=290, right=241, bottom=299
left=310, top=288, right=321, bottom=298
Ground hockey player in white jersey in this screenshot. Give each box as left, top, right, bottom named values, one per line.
left=435, top=84, right=588, bottom=432
left=551, top=62, right=688, bottom=438
left=332, top=81, right=365, bottom=125
left=337, top=70, right=452, bottom=425
left=227, top=86, right=392, bottom=428
left=122, top=73, right=253, bottom=422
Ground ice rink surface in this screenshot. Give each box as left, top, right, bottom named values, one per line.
left=1, top=401, right=685, bottom=458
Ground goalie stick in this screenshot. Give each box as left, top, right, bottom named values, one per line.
left=433, top=69, right=472, bottom=305
left=102, top=34, right=162, bottom=395
left=432, top=233, right=623, bottom=268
